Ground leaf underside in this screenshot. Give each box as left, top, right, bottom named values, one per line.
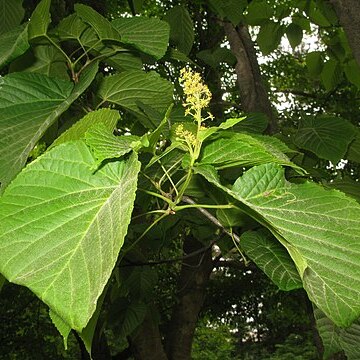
left=195, top=162, right=360, bottom=327
left=0, top=141, right=141, bottom=331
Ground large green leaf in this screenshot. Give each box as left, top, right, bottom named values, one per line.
left=28, top=0, right=51, bottom=40
left=0, top=142, right=141, bottom=331
left=50, top=310, right=71, bottom=349
left=199, top=133, right=298, bottom=170
left=112, top=17, right=170, bottom=59
left=164, top=5, right=194, bottom=55
left=51, top=108, right=120, bottom=149
left=314, top=307, right=343, bottom=358
left=286, top=23, right=303, bottom=49
left=10, top=44, right=69, bottom=79
left=56, top=13, right=88, bottom=42
left=197, top=47, right=236, bottom=69
left=306, top=51, right=323, bottom=76
left=245, top=0, right=273, bottom=25
left=79, top=285, right=108, bottom=355
left=76, top=26, right=143, bottom=72
left=0, top=0, right=25, bottom=35
left=0, top=24, right=29, bottom=69
left=347, top=130, right=360, bottom=163
left=315, top=308, right=360, bottom=359
left=195, top=163, right=360, bottom=327
left=75, top=4, right=121, bottom=43
left=326, top=177, right=360, bottom=203
left=256, top=21, right=284, bottom=55
left=97, top=71, right=173, bottom=125
left=0, top=61, right=98, bottom=191
left=234, top=112, right=269, bottom=133
left=0, top=274, right=6, bottom=292
left=209, top=0, right=246, bottom=25
left=294, top=116, right=355, bottom=164
left=85, top=123, right=141, bottom=164
left=344, top=59, right=360, bottom=89
left=321, top=59, right=342, bottom=91
left=241, top=230, right=302, bottom=291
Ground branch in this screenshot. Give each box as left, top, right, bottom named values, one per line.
left=119, top=236, right=220, bottom=267
left=181, top=196, right=241, bottom=243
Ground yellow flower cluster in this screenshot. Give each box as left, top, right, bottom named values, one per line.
left=175, top=124, right=196, bottom=146
left=179, top=68, right=212, bottom=119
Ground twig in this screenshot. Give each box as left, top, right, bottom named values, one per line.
left=182, top=196, right=241, bottom=243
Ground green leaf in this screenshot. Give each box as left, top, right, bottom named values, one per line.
left=51, top=108, right=120, bottom=149
left=315, top=308, right=360, bottom=359
left=306, top=51, right=323, bottom=76
left=50, top=310, right=71, bottom=349
left=340, top=320, right=360, bottom=360
left=79, top=285, right=108, bottom=355
left=0, top=61, right=98, bottom=191
left=85, top=123, right=140, bottom=164
left=344, top=59, right=360, bottom=89
left=195, top=163, right=360, bottom=327
left=347, top=131, right=360, bottom=163
left=75, top=4, right=121, bottom=43
left=198, top=117, right=246, bottom=142
left=241, top=230, right=303, bottom=291
left=294, top=116, right=355, bottom=164
left=209, top=0, right=246, bottom=25
left=0, top=0, right=25, bottom=35
left=28, top=0, right=51, bottom=40
left=256, top=21, right=284, bottom=55
left=0, top=274, right=6, bottom=292
left=56, top=13, right=88, bottom=41
left=234, top=112, right=269, bottom=133
left=326, top=178, right=360, bottom=203
left=109, top=300, right=147, bottom=339
left=199, top=133, right=299, bottom=170
left=321, top=59, right=342, bottom=91
left=0, top=24, right=29, bottom=69
left=245, top=1, right=274, bottom=26
left=314, top=307, right=343, bottom=358
left=76, top=25, right=143, bottom=71
left=164, top=5, right=194, bottom=55
left=216, top=207, right=249, bottom=228
left=105, top=51, right=143, bottom=72
left=286, top=23, right=303, bottom=49
left=97, top=71, right=173, bottom=126
left=197, top=47, right=236, bottom=69
left=112, top=17, right=169, bottom=59
left=0, top=142, right=141, bottom=331
left=10, top=44, right=69, bottom=79
left=126, top=267, right=158, bottom=299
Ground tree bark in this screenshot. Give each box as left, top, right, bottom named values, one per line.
left=165, top=236, right=214, bottom=360
left=223, top=22, right=277, bottom=133
left=130, top=312, right=168, bottom=360
left=329, top=0, right=360, bottom=67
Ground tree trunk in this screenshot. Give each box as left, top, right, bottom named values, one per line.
left=165, top=236, right=214, bottom=360
left=329, top=0, right=360, bottom=67
left=223, top=22, right=277, bottom=133
left=130, top=312, right=168, bottom=360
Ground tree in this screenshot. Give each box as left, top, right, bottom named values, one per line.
left=0, top=0, right=360, bottom=359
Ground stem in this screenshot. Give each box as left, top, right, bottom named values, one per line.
left=175, top=167, right=193, bottom=204
left=132, top=209, right=168, bottom=220
left=45, top=35, right=72, bottom=66
left=182, top=196, right=241, bottom=244
left=174, top=203, right=235, bottom=211
left=160, top=163, right=179, bottom=196
left=138, top=188, right=174, bottom=206
left=124, top=212, right=170, bottom=253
